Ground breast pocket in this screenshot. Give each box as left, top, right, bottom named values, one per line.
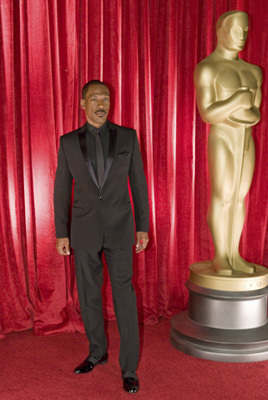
left=114, top=152, right=131, bottom=170
left=117, top=151, right=130, bottom=158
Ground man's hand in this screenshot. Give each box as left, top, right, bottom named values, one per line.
left=56, top=238, right=70, bottom=256
left=135, top=232, right=149, bottom=253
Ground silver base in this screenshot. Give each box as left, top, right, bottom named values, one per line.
left=170, top=282, right=268, bottom=362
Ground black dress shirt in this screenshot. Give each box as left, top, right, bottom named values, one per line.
left=86, top=120, right=109, bottom=180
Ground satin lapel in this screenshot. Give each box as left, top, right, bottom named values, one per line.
left=78, top=129, right=100, bottom=189
left=100, top=127, right=117, bottom=190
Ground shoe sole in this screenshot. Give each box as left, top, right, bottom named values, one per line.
left=123, top=386, right=140, bottom=394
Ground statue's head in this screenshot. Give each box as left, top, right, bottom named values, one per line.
left=216, top=11, right=249, bottom=52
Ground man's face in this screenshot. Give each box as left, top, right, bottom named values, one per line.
left=220, top=14, right=249, bottom=52
left=80, top=84, right=110, bottom=128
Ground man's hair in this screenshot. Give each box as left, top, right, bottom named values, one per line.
left=216, top=10, right=247, bottom=31
left=82, top=80, right=108, bottom=99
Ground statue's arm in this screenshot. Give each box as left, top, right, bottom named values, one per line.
left=243, top=64, right=262, bottom=125
left=194, top=63, right=253, bottom=124
left=252, top=65, right=262, bottom=109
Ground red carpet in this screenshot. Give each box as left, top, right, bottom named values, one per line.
left=1, top=318, right=268, bottom=400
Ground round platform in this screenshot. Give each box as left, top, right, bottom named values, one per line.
left=187, top=281, right=268, bottom=329
left=190, top=261, right=268, bottom=291
left=170, top=311, right=268, bottom=362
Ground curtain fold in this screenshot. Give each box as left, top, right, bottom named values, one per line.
left=0, top=0, right=267, bottom=336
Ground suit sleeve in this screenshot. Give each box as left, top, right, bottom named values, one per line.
left=54, top=137, right=73, bottom=238
left=128, top=131, right=149, bottom=232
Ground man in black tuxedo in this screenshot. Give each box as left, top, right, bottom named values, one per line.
left=54, top=80, right=149, bottom=394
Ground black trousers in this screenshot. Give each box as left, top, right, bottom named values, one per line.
left=74, top=246, right=139, bottom=372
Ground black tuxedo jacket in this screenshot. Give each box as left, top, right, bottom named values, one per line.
left=54, top=121, right=149, bottom=251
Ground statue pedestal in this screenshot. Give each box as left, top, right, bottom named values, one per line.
left=170, top=262, right=268, bottom=362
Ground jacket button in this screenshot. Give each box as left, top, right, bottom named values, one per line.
left=99, top=196, right=103, bottom=200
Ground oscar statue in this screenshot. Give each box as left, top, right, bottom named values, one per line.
left=194, top=10, right=262, bottom=276
left=170, top=11, right=268, bottom=362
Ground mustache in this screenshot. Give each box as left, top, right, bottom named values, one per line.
left=95, top=109, right=107, bottom=114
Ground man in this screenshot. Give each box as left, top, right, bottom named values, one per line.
left=194, top=11, right=262, bottom=276
left=54, top=80, right=149, bottom=393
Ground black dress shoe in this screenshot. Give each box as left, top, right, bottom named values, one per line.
left=122, top=371, right=140, bottom=394
left=74, top=353, right=108, bottom=374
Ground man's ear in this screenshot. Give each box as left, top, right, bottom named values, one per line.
left=80, top=99, right=85, bottom=109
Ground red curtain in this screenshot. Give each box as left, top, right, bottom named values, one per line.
left=1, top=0, right=268, bottom=336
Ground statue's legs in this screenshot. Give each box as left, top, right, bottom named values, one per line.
left=231, top=128, right=255, bottom=273
left=207, top=128, right=234, bottom=275
left=207, top=126, right=255, bottom=275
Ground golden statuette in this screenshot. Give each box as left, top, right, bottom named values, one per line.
left=194, top=11, right=263, bottom=277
